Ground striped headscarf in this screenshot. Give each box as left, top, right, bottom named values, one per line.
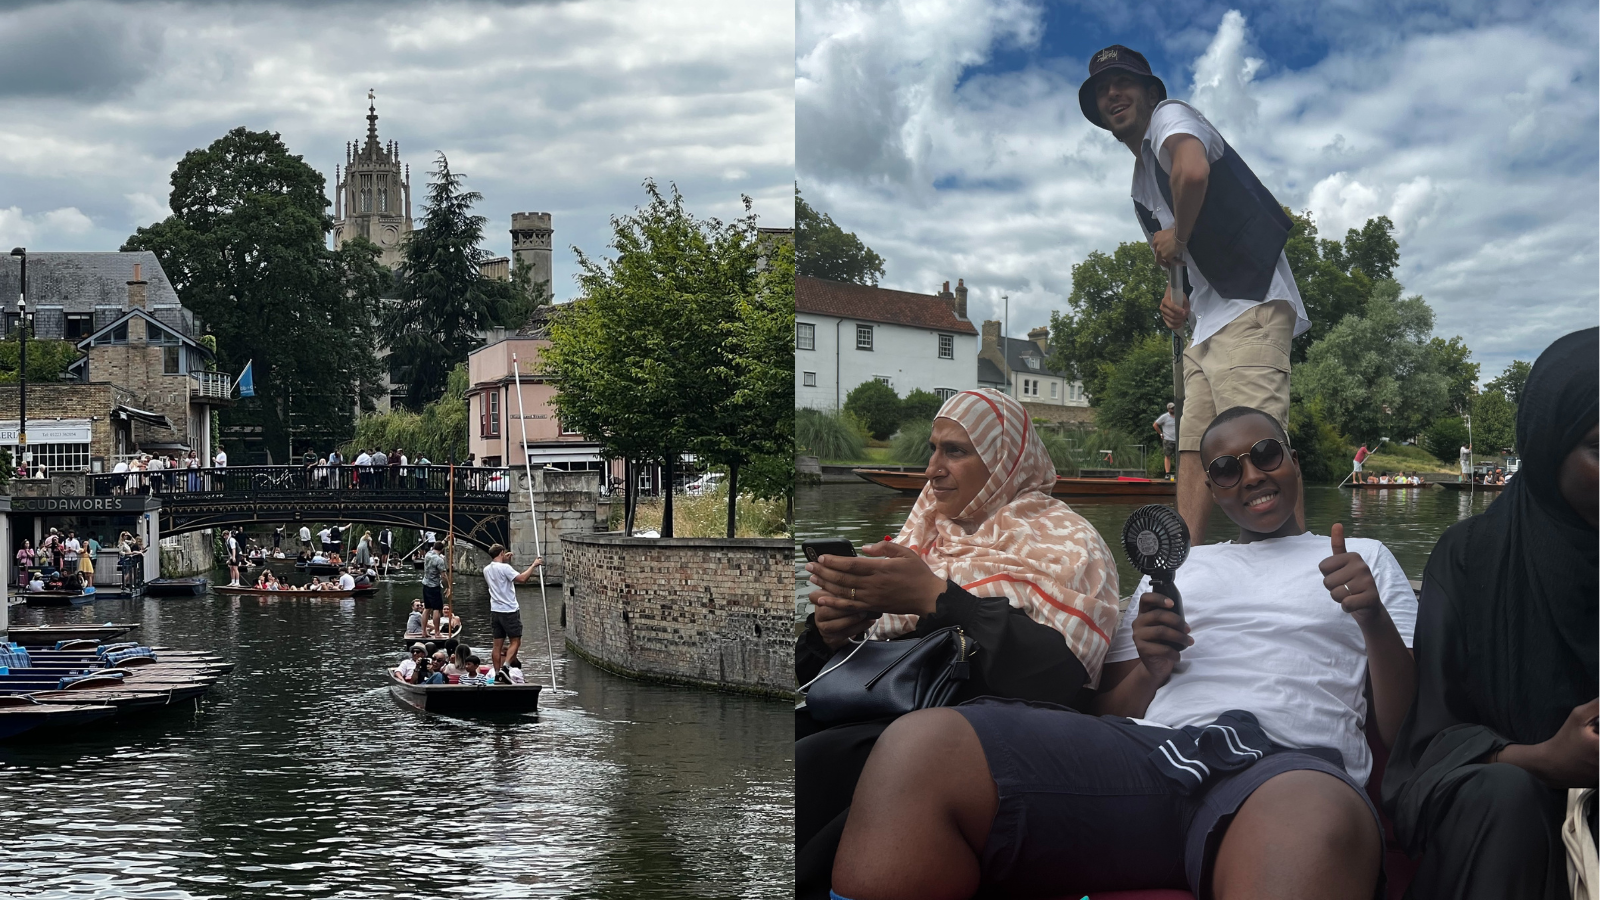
left=869, top=389, right=1123, bottom=682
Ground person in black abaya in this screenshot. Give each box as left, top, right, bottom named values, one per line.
left=795, top=390, right=1123, bottom=900
left=1383, top=326, right=1598, bottom=900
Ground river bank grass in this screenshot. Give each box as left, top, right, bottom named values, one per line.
left=607, top=490, right=790, bottom=538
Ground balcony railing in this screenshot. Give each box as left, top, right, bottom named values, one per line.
left=88, top=463, right=514, bottom=498
left=191, top=371, right=232, bottom=400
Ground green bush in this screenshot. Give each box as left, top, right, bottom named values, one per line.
left=901, top=389, right=944, bottom=424
left=1095, top=333, right=1178, bottom=438
left=797, top=407, right=867, bottom=461
left=1047, top=424, right=1143, bottom=473
left=1422, top=416, right=1469, bottom=462
left=891, top=419, right=934, bottom=466
left=1035, top=428, right=1079, bottom=476
left=844, top=380, right=903, bottom=440
left=1286, top=397, right=1350, bottom=484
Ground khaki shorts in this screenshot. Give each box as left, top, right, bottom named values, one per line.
left=1178, top=299, right=1294, bottom=453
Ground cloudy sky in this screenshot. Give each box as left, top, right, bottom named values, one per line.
left=0, top=0, right=794, bottom=303
left=797, top=0, right=1598, bottom=381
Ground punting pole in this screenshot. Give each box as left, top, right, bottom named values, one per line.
left=511, top=353, right=561, bottom=693
left=1169, top=263, right=1185, bottom=483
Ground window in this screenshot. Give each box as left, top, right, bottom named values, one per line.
left=64, top=314, right=93, bottom=340
left=148, top=324, right=178, bottom=345
left=856, top=324, right=873, bottom=350
left=1050, top=381, right=1058, bottom=399
left=1025, top=356, right=1040, bottom=370
left=560, top=419, right=581, bottom=436
left=379, top=187, right=389, bottom=213
left=803, top=371, right=817, bottom=387
left=938, top=334, right=953, bottom=359
left=796, top=322, right=815, bottom=350
left=4, top=442, right=90, bottom=472
left=873, top=375, right=892, bottom=387
left=935, top=388, right=957, bottom=401
left=163, top=346, right=181, bottom=374
left=480, top=392, right=501, bottom=437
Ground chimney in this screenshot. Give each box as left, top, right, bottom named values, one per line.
left=1028, top=326, right=1050, bottom=353
left=127, top=262, right=148, bottom=309
left=953, top=278, right=968, bottom=320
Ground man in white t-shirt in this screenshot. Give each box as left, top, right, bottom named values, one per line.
left=1459, top=443, right=1472, bottom=482
left=1152, top=402, right=1178, bottom=477
left=482, top=543, right=542, bottom=681
left=834, top=407, right=1416, bottom=899
left=316, top=527, right=332, bottom=554
left=213, top=448, right=227, bottom=468
left=299, top=525, right=312, bottom=551
left=1080, top=45, right=1310, bottom=544
left=337, top=569, right=356, bottom=591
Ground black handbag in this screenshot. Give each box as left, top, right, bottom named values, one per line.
left=799, top=626, right=978, bottom=726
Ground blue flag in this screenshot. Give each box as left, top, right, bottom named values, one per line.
left=238, top=360, right=255, bottom=398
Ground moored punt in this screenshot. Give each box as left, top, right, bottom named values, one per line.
left=6, top=624, right=139, bottom=646
left=296, top=562, right=341, bottom=576
left=1437, top=481, right=1507, bottom=491
left=214, top=584, right=375, bottom=598
left=22, top=590, right=98, bottom=607
left=145, top=577, right=210, bottom=597
left=0, top=700, right=117, bottom=740
left=1342, top=481, right=1432, bottom=489
left=853, top=468, right=1177, bottom=498
left=387, top=672, right=541, bottom=716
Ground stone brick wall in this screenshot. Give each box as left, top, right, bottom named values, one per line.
left=85, top=336, right=196, bottom=449
left=159, top=529, right=215, bottom=577
left=506, top=467, right=608, bottom=583
left=561, top=533, right=793, bottom=697
left=0, top=383, right=118, bottom=460
left=1023, top=400, right=1094, bottom=425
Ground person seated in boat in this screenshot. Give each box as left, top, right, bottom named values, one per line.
left=830, top=406, right=1419, bottom=900
left=265, top=571, right=282, bottom=591
left=1384, top=328, right=1597, bottom=900
left=352, top=569, right=372, bottom=589
left=310, top=550, right=330, bottom=564
left=405, top=600, right=425, bottom=637
left=797, top=389, right=1122, bottom=896
left=397, top=643, right=427, bottom=681
left=1377, top=473, right=1390, bottom=484
left=426, top=650, right=451, bottom=684
left=445, top=644, right=472, bottom=680
left=255, top=570, right=270, bottom=589
left=337, top=568, right=357, bottom=591
left=457, top=655, right=487, bottom=686
left=438, top=604, right=461, bottom=637
left=503, top=655, right=525, bottom=684
left=26, top=573, right=44, bottom=592
left=328, top=552, right=343, bottom=566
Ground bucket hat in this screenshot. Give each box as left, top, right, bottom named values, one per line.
left=1079, top=44, right=1167, bottom=129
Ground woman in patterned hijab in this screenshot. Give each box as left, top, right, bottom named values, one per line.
left=796, top=388, right=1121, bottom=900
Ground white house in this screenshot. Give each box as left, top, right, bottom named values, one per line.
left=978, top=321, right=1089, bottom=407
left=796, top=276, right=979, bottom=410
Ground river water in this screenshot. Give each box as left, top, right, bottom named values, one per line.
left=1, top=570, right=792, bottom=899
left=795, top=482, right=1499, bottom=614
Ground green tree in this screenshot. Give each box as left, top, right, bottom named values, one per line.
left=1486, top=359, right=1533, bottom=407
left=1284, top=212, right=1397, bottom=361
left=1286, top=396, right=1350, bottom=484
left=1424, top=335, right=1479, bottom=414
left=844, top=379, right=902, bottom=440
left=1469, top=388, right=1517, bottom=455
left=0, top=333, right=81, bottom=383
left=1291, top=279, right=1450, bottom=444
left=1423, top=416, right=1469, bottom=462
left=123, top=126, right=387, bottom=458
left=795, top=186, right=885, bottom=285
left=346, top=363, right=469, bottom=463
left=384, top=153, right=522, bottom=410
left=1046, top=241, right=1167, bottom=400
left=543, top=182, right=766, bottom=538
left=901, top=388, right=943, bottom=424
left=1093, top=333, right=1175, bottom=438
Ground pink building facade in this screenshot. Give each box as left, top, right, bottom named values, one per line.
left=465, top=336, right=606, bottom=472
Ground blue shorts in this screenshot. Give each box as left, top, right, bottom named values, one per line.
left=954, top=698, right=1382, bottom=898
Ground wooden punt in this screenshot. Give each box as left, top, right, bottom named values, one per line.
left=22, top=590, right=98, bottom=607
left=387, top=672, right=541, bottom=716
left=854, top=468, right=1177, bottom=498
left=214, top=584, right=376, bottom=598
left=0, top=700, right=117, bottom=739
left=295, top=562, right=342, bottom=575
left=5, top=624, right=139, bottom=646
left=1342, top=482, right=1431, bottom=489
left=1438, top=481, right=1506, bottom=492
left=145, top=577, right=210, bottom=597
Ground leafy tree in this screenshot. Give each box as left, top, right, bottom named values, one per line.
left=543, top=182, right=767, bottom=538
left=1486, top=359, right=1533, bottom=407
left=123, top=126, right=387, bottom=458
left=1291, top=279, right=1450, bottom=444
left=901, top=388, right=943, bottom=424
left=1469, top=387, right=1517, bottom=455
left=1046, top=241, right=1167, bottom=400
left=1093, top=333, right=1176, bottom=438
left=0, top=333, right=81, bottom=383
left=346, top=363, right=469, bottom=463
left=1283, top=213, right=1404, bottom=362
left=796, top=186, right=885, bottom=285
left=1424, top=336, right=1479, bottom=414
left=1286, top=396, right=1349, bottom=484
left=1423, top=416, right=1469, bottom=462
left=844, top=379, right=902, bottom=440
left=384, top=154, right=523, bottom=410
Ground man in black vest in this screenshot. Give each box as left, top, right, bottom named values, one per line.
left=1080, top=45, right=1311, bottom=541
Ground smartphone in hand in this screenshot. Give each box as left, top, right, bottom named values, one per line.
left=801, top=538, right=856, bottom=563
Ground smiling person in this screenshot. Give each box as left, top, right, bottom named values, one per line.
left=830, top=406, right=1417, bottom=900
left=1083, top=45, right=1310, bottom=543
left=795, top=388, right=1121, bottom=900
left=1384, top=328, right=1598, bottom=900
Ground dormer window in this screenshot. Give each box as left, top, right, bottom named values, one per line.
left=1025, top=357, right=1040, bottom=370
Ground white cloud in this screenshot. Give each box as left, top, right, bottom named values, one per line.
left=797, top=3, right=1598, bottom=381
left=0, top=205, right=95, bottom=249
left=0, top=0, right=795, bottom=302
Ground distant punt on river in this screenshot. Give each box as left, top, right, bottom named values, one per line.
left=853, top=468, right=1176, bottom=498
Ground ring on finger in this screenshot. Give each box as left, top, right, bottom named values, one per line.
left=851, top=587, right=857, bottom=601
left=1343, top=583, right=1353, bottom=597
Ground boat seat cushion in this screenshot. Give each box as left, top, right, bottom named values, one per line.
left=0, top=645, right=30, bottom=668
left=103, top=647, right=156, bottom=666
left=95, top=642, right=142, bottom=657
left=58, top=671, right=126, bottom=689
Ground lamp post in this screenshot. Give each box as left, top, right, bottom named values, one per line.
left=8, top=248, right=25, bottom=478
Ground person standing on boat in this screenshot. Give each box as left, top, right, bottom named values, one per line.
left=1152, top=402, right=1178, bottom=478
left=224, top=529, right=242, bottom=587
left=1460, top=443, right=1473, bottom=482
left=1082, top=45, right=1309, bottom=542
left=421, top=541, right=448, bottom=638
left=377, top=527, right=393, bottom=571
left=482, top=544, right=543, bottom=682
left=299, top=524, right=312, bottom=552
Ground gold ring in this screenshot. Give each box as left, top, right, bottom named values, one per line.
left=1344, top=583, right=1352, bottom=596
left=851, top=588, right=857, bottom=601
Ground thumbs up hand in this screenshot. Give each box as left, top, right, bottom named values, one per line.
left=1318, top=523, right=1381, bottom=623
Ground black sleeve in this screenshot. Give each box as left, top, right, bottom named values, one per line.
left=914, top=581, right=1089, bottom=708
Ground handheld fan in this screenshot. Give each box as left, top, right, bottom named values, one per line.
left=1121, top=504, right=1192, bottom=650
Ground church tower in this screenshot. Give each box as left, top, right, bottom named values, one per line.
left=333, top=93, right=412, bottom=269
left=510, top=212, right=554, bottom=297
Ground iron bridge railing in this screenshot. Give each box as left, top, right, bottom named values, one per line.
left=89, top=464, right=514, bottom=498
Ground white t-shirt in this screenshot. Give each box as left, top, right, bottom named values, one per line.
left=338, top=573, right=356, bottom=590
left=214, top=450, right=227, bottom=467
left=397, top=658, right=416, bottom=679
left=300, top=526, right=312, bottom=542
left=1154, top=412, right=1177, bottom=442
left=1460, top=446, right=1472, bottom=473
left=483, top=561, right=520, bottom=613
left=317, top=529, right=331, bottom=544
left=1132, top=100, right=1310, bottom=348
left=354, top=452, right=372, bottom=467
left=1105, top=531, right=1416, bottom=785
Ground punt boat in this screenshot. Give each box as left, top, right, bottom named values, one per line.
left=22, top=590, right=97, bottom=607
left=213, top=584, right=376, bottom=598
left=145, top=577, right=210, bottom=597
left=387, top=671, right=541, bottom=716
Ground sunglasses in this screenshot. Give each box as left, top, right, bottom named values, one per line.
left=1206, top=438, right=1290, bottom=488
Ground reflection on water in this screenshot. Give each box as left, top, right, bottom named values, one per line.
left=1, top=571, right=791, bottom=899
left=795, top=483, right=1497, bottom=614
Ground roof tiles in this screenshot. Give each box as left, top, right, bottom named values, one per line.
left=796, top=276, right=977, bottom=335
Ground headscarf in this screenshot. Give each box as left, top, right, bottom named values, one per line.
left=869, top=389, right=1123, bottom=679
left=1385, top=327, right=1597, bottom=845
